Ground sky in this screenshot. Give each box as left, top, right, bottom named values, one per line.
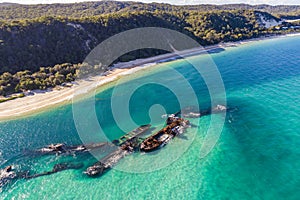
left=0, top=0, right=300, bottom=5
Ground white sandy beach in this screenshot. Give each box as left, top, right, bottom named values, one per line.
left=0, top=33, right=300, bottom=121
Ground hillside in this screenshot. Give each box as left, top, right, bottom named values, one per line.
left=0, top=1, right=300, bottom=21
left=0, top=2, right=299, bottom=97
left=0, top=10, right=284, bottom=75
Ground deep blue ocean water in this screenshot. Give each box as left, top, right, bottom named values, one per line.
left=0, top=35, right=300, bottom=199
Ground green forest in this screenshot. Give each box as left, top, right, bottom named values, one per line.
left=1, top=2, right=300, bottom=20
left=0, top=1, right=299, bottom=97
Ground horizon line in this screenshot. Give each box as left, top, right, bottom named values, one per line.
left=0, top=1, right=300, bottom=6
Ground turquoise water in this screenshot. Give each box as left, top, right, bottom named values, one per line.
left=1, top=35, right=300, bottom=199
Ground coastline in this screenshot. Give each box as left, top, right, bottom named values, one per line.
left=1, top=32, right=300, bottom=121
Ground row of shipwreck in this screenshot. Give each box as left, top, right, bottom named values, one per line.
left=0, top=105, right=230, bottom=188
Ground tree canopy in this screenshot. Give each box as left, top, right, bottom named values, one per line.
left=0, top=2, right=299, bottom=96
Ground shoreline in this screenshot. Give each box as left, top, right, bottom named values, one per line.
left=1, top=32, right=300, bottom=121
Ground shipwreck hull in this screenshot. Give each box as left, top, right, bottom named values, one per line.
left=140, top=117, right=190, bottom=152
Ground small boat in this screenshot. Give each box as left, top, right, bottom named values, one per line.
left=0, top=166, right=17, bottom=188
left=211, top=104, right=227, bottom=113
left=181, top=105, right=229, bottom=118
left=38, top=143, right=68, bottom=153
left=84, top=162, right=106, bottom=177
left=34, top=142, right=112, bottom=155
left=181, top=112, right=201, bottom=118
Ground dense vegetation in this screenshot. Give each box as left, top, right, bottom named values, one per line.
left=1, top=2, right=300, bottom=20
left=0, top=1, right=299, bottom=97
left=0, top=10, right=285, bottom=74
left=0, top=63, right=79, bottom=96
left=0, top=12, right=187, bottom=74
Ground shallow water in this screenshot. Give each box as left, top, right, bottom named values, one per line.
left=0, top=35, right=300, bottom=199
